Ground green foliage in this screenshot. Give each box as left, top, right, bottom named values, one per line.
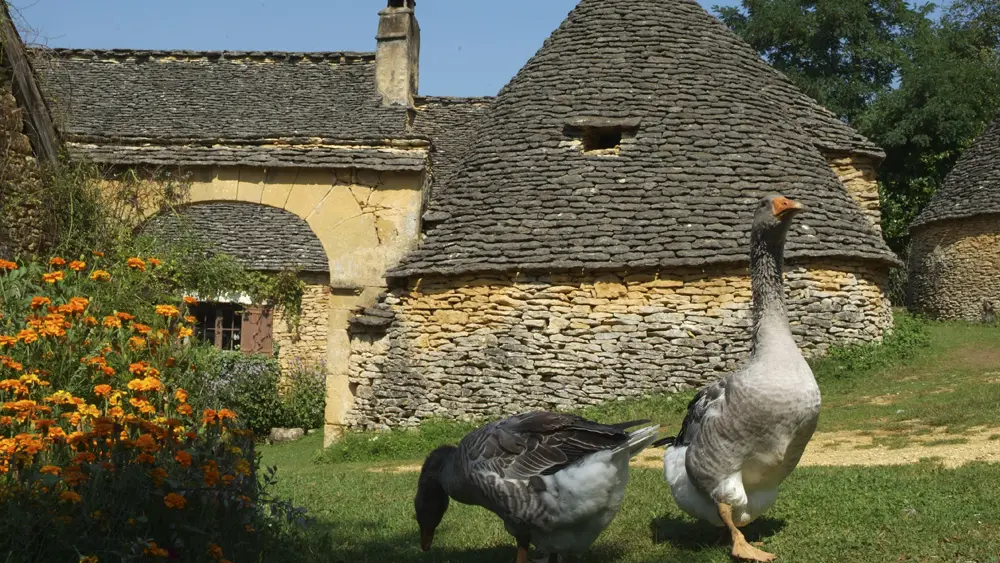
left=716, top=0, right=1000, bottom=254
left=278, top=358, right=327, bottom=430
left=810, top=310, right=931, bottom=382
left=194, top=349, right=285, bottom=436
left=240, top=269, right=306, bottom=335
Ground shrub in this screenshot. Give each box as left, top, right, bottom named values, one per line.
left=0, top=253, right=307, bottom=561
left=279, top=358, right=326, bottom=431
left=193, top=349, right=284, bottom=436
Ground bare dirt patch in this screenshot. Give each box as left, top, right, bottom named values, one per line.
left=366, top=463, right=422, bottom=474
left=632, top=426, right=1000, bottom=470
left=948, top=345, right=1000, bottom=371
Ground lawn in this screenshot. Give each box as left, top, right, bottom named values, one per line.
left=259, top=316, right=1000, bottom=562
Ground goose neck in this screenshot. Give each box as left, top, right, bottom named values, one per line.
left=749, top=229, right=794, bottom=357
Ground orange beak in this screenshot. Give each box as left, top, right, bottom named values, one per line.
left=420, top=528, right=434, bottom=552
left=772, top=196, right=803, bottom=218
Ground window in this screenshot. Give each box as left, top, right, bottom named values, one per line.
left=563, top=117, right=640, bottom=156
left=190, top=302, right=273, bottom=355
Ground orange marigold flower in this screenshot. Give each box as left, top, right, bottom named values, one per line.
left=91, top=250, right=105, bottom=257
left=39, top=465, right=61, bottom=476
left=134, top=433, right=158, bottom=453
left=144, top=542, right=168, bottom=558
left=69, top=260, right=86, bottom=272
left=79, top=556, right=98, bottom=563
left=176, top=404, right=193, bottom=416
left=109, top=406, right=124, bottom=419
left=93, top=384, right=112, bottom=397
left=245, top=523, right=255, bottom=533
left=59, top=490, right=82, bottom=503
left=115, top=311, right=135, bottom=321
left=74, top=451, right=96, bottom=463
left=217, top=409, right=237, bottom=421
left=126, top=257, right=146, bottom=271
left=207, top=543, right=224, bottom=559
left=148, top=258, right=162, bottom=267
left=68, top=296, right=90, bottom=312
left=41, top=271, right=64, bottom=284
left=0, top=336, right=16, bottom=348
left=174, top=389, right=188, bottom=403
left=163, top=492, right=185, bottom=509
left=16, top=329, right=37, bottom=344
left=174, top=449, right=192, bottom=467
left=30, top=296, right=51, bottom=310
left=201, top=409, right=217, bottom=425
left=201, top=461, right=220, bottom=487
left=49, top=257, right=66, bottom=266
left=183, top=296, right=198, bottom=305
left=177, top=326, right=194, bottom=339
left=154, top=305, right=180, bottom=318
left=128, top=337, right=146, bottom=351
left=183, top=315, right=197, bottom=324
left=129, top=362, right=150, bottom=375
left=102, top=316, right=121, bottom=329
left=0, top=259, right=17, bottom=271
left=89, top=270, right=111, bottom=282
left=82, top=316, right=98, bottom=326
left=148, top=467, right=168, bottom=486
left=132, top=323, right=151, bottom=335
left=136, top=452, right=156, bottom=464
left=221, top=474, right=235, bottom=487
left=101, top=366, right=115, bottom=377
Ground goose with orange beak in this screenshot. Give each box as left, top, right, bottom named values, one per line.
left=655, top=194, right=818, bottom=562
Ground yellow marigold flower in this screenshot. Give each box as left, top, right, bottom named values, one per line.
left=143, top=542, right=168, bottom=558
left=128, top=336, right=146, bottom=350
left=49, top=257, right=66, bottom=266
left=155, top=305, right=180, bottom=318
left=69, top=260, right=86, bottom=272
left=148, top=467, right=167, bottom=487
left=79, top=555, right=98, bottom=563
left=132, top=323, right=151, bottom=335
left=163, top=492, right=185, bottom=509
left=127, top=376, right=163, bottom=393
left=234, top=458, right=251, bottom=476
left=93, top=384, right=112, bottom=397
left=39, top=464, right=61, bottom=475
left=16, top=329, right=37, bottom=344
left=183, top=315, right=197, bottom=324
left=89, top=269, right=111, bottom=282
left=30, top=296, right=51, bottom=310
left=126, top=257, right=146, bottom=272
left=102, top=316, right=121, bottom=329
left=59, top=490, right=82, bottom=503
left=148, top=258, right=162, bottom=267
left=41, top=271, right=64, bottom=284
left=109, top=406, right=124, bottom=419
left=174, top=389, right=188, bottom=403
left=177, top=326, right=193, bottom=339
left=0, top=260, right=17, bottom=270
left=207, top=543, right=224, bottom=559
left=176, top=404, right=193, bottom=416
left=174, top=449, right=192, bottom=467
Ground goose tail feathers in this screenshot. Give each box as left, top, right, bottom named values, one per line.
left=651, top=435, right=676, bottom=448
left=625, top=424, right=661, bottom=458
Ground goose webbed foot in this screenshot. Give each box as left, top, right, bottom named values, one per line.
left=717, top=503, right=776, bottom=562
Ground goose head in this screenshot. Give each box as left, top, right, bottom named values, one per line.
left=752, top=193, right=803, bottom=241
left=414, top=445, right=455, bottom=551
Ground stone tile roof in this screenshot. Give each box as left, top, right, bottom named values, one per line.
left=412, top=96, right=493, bottom=204
left=142, top=202, right=329, bottom=273
left=389, top=0, right=897, bottom=278
left=31, top=48, right=412, bottom=143
left=912, top=116, right=1000, bottom=229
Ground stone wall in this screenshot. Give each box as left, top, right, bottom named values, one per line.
left=907, top=215, right=1000, bottom=322
left=827, top=153, right=882, bottom=235
left=273, top=272, right=330, bottom=375
left=345, top=260, right=892, bottom=429
left=0, top=70, right=51, bottom=257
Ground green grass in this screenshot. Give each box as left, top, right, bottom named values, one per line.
left=256, top=313, right=1000, bottom=561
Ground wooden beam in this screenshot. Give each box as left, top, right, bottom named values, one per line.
left=0, top=1, right=59, bottom=165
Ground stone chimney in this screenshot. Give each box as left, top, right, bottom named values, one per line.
left=375, top=0, right=420, bottom=107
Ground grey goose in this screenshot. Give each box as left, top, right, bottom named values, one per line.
left=414, top=411, right=659, bottom=562
left=656, top=194, right=821, bottom=562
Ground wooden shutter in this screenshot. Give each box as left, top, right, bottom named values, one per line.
left=241, top=305, right=274, bottom=356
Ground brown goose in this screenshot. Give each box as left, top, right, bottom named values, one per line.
left=656, top=194, right=821, bottom=562
left=414, top=411, right=659, bottom=562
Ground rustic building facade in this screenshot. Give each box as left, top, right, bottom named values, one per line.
left=30, top=0, right=897, bottom=443
left=908, top=116, right=1000, bottom=323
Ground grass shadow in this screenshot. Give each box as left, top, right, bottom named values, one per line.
left=649, top=514, right=786, bottom=551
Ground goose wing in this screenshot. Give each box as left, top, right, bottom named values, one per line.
left=656, top=376, right=729, bottom=448
left=463, top=411, right=639, bottom=480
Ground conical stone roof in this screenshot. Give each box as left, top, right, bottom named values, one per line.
left=912, top=116, right=1000, bottom=229
left=390, top=0, right=897, bottom=278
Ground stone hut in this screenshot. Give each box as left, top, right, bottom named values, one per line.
left=907, top=116, right=1000, bottom=322
left=27, top=0, right=899, bottom=443
left=345, top=0, right=899, bottom=433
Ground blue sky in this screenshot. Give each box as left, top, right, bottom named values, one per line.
left=11, top=0, right=742, bottom=97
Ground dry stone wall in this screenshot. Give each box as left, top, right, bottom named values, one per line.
left=274, top=272, right=330, bottom=375
left=907, top=215, right=1000, bottom=322
left=827, top=154, right=882, bottom=235
left=346, top=260, right=892, bottom=429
